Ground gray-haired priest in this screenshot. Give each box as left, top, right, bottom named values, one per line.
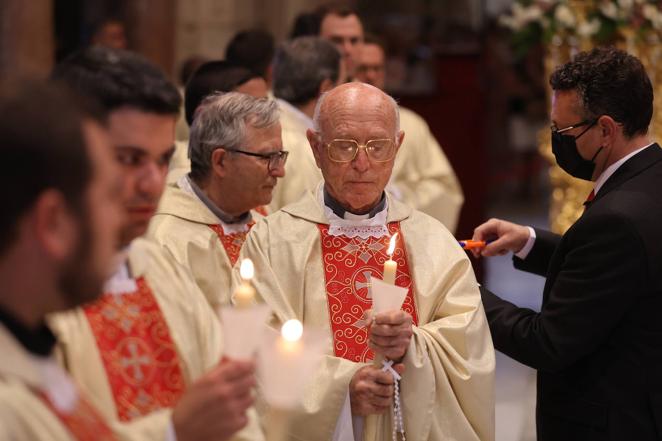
left=238, top=82, right=495, bottom=441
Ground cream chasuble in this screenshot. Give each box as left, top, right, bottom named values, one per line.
left=49, top=238, right=263, bottom=441
left=239, top=188, right=495, bottom=441
left=148, top=176, right=266, bottom=311
left=0, top=324, right=118, bottom=441
left=268, top=99, right=323, bottom=212
left=166, top=140, right=190, bottom=185
left=388, top=107, right=464, bottom=234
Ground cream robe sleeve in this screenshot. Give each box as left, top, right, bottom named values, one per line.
left=0, top=383, right=76, bottom=441
left=364, top=211, right=495, bottom=441
left=166, top=140, right=190, bottom=185
left=391, top=107, right=464, bottom=233
left=239, top=212, right=364, bottom=441
left=50, top=239, right=264, bottom=441
left=148, top=212, right=235, bottom=312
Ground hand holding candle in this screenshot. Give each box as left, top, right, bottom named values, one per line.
left=258, top=320, right=326, bottom=441
left=234, top=258, right=256, bottom=308
left=382, top=233, right=398, bottom=285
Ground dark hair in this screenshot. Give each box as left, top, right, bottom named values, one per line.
left=315, top=2, right=358, bottom=22
left=51, top=46, right=181, bottom=115
left=550, top=46, right=653, bottom=138
left=0, top=79, right=104, bottom=254
left=290, top=12, right=322, bottom=38
left=225, top=30, right=275, bottom=80
left=179, top=55, right=209, bottom=86
left=273, top=36, right=341, bottom=105
left=184, top=61, right=258, bottom=126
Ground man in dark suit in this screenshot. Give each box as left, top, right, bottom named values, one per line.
left=473, top=46, right=662, bottom=440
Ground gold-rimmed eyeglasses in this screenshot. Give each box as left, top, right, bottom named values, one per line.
left=325, top=138, right=396, bottom=163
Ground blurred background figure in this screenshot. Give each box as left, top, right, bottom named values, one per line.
left=269, top=36, right=343, bottom=211
left=90, top=17, right=128, bottom=50
left=316, top=2, right=364, bottom=80
left=356, top=33, right=464, bottom=232
left=175, top=55, right=209, bottom=142
left=168, top=60, right=269, bottom=183
left=225, top=29, right=276, bottom=91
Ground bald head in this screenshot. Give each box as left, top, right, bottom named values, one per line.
left=313, top=82, right=400, bottom=137
left=307, top=82, right=404, bottom=214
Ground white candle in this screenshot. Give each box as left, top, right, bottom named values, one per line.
left=382, top=233, right=398, bottom=285
left=234, top=258, right=256, bottom=308
left=277, top=319, right=303, bottom=354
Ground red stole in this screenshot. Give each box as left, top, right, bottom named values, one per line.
left=209, top=220, right=256, bottom=266
left=39, top=391, right=117, bottom=440
left=83, top=277, right=186, bottom=421
left=317, top=222, right=419, bottom=363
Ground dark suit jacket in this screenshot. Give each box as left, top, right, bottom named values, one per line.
left=482, top=145, right=662, bottom=440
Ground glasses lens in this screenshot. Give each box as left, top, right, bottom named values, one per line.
left=366, top=139, right=395, bottom=161
left=328, top=140, right=358, bottom=162
left=268, top=151, right=287, bottom=170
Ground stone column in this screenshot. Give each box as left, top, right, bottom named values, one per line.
left=124, top=0, right=176, bottom=76
left=0, top=0, right=55, bottom=78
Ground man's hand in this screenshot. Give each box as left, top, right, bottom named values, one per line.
left=350, top=364, right=404, bottom=416
left=172, top=359, right=256, bottom=441
left=369, top=310, right=413, bottom=361
left=472, top=218, right=530, bottom=258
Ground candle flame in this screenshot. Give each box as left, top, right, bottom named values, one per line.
left=387, top=233, right=398, bottom=257
left=240, top=258, right=254, bottom=280
left=281, top=319, right=303, bottom=342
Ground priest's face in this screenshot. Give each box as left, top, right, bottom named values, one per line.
left=59, top=121, right=123, bottom=307
left=107, top=108, right=176, bottom=247
left=355, top=43, right=386, bottom=90
left=308, top=84, right=403, bottom=214
left=320, top=13, right=364, bottom=78
left=222, top=122, right=285, bottom=210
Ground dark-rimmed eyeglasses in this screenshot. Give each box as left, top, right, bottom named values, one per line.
left=225, top=148, right=289, bottom=171
left=551, top=119, right=597, bottom=139
left=325, top=139, right=396, bottom=163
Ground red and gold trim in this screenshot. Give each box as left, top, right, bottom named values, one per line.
left=209, top=220, right=256, bottom=266
left=318, top=222, right=419, bottom=363
left=39, top=391, right=117, bottom=441
left=83, top=277, right=186, bottom=421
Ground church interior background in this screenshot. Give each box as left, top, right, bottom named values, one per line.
left=5, top=0, right=657, bottom=439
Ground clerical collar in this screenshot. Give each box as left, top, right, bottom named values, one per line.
left=187, top=175, right=252, bottom=225
left=0, top=305, right=55, bottom=357
left=323, top=188, right=386, bottom=220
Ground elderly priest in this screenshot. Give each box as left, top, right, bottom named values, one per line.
left=239, top=82, right=495, bottom=441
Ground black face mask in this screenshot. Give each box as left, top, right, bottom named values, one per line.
left=551, top=120, right=603, bottom=181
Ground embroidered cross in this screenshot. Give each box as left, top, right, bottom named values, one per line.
left=120, top=341, right=151, bottom=382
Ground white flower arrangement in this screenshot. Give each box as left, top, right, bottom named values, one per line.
left=500, top=0, right=662, bottom=56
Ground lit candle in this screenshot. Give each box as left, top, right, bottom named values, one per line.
left=382, top=233, right=398, bottom=285
left=277, top=319, right=303, bottom=354
left=234, top=258, right=256, bottom=308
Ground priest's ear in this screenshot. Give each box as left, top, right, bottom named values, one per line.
left=211, top=147, right=230, bottom=177
left=395, top=130, right=405, bottom=154
left=30, top=189, right=78, bottom=261
left=306, top=128, right=324, bottom=169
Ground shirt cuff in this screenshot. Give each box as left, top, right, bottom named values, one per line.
left=514, top=227, right=536, bottom=260
left=166, top=419, right=177, bottom=441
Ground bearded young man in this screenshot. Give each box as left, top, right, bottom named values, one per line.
left=0, top=80, right=123, bottom=440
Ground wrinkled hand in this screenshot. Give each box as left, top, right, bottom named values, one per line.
left=172, top=358, right=255, bottom=441
left=471, top=218, right=530, bottom=258
left=349, top=364, right=404, bottom=416
left=369, top=310, right=413, bottom=361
